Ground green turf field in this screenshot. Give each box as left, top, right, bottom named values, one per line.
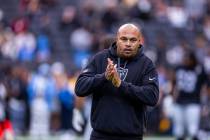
left=16, top=136, right=175, bottom=140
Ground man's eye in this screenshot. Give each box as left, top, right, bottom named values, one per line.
left=121, top=38, right=127, bottom=41
left=130, top=39, right=137, bottom=42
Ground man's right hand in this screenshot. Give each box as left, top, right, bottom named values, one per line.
left=105, top=58, right=114, bottom=80
left=112, top=65, right=121, bottom=87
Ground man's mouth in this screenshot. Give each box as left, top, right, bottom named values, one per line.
left=124, top=49, right=132, bottom=53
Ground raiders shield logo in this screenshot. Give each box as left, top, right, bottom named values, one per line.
left=117, top=67, right=128, bottom=81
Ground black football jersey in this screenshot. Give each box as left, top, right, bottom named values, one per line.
left=175, top=65, right=207, bottom=104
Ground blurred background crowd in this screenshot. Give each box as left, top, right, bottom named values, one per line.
left=0, top=0, right=210, bottom=139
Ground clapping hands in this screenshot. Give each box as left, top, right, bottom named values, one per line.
left=105, top=58, right=121, bottom=87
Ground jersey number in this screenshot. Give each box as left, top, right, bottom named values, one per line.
left=176, top=70, right=197, bottom=93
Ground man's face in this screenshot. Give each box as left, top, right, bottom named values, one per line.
left=116, top=26, right=141, bottom=59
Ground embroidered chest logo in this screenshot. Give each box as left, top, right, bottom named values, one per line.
left=117, top=67, right=128, bottom=81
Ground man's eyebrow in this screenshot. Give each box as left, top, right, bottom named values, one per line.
left=120, top=36, right=137, bottom=40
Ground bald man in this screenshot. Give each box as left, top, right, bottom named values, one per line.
left=75, top=23, right=159, bottom=140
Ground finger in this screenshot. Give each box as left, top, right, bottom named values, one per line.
left=107, top=58, right=114, bottom=65
left=112, top=64, right=117, bottom=73
left=107, top=65, right=114, bottom=73
left=114, top=64, right=117, bottom=69
left=107, top=58, right=111, bottom=65
left=108, top=64, right=114, bottom=71
left=107, top=58, right=112, bottom=66
left=107, top=58, right=112, bottom=63
left=107, top=65, right=113, bottom=73
left=110, top=69, right=114, bottom=75
left=113, top=67, right=120, bottom=77
left=106, top=63, right=110, bottom=69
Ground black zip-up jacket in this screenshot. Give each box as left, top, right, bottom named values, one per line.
left=75, top=43, right=159, bottom=138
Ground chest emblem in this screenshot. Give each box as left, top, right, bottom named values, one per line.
left=117, top=67, right=128, bottom=81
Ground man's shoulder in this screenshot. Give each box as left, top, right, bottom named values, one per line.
left=140, top=54, right=154, bottom=67
left=93, top=49, right=109, bottom=59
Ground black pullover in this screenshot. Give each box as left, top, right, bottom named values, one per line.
left=75, top=43, right=159, bottom=139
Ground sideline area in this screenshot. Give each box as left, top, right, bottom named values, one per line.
left=16, top=136, right=175, bottom=140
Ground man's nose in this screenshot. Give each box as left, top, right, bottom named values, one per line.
left=125, top=40, right=131, bottom=46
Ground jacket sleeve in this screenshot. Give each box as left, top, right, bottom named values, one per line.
left=75, top=56, right=108, bottom=97
left=119, top=60, right=159, bottom=106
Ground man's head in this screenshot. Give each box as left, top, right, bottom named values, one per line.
left=116, top=23, right=142, bottom=59
left=183, top=50, right=197, bottom=68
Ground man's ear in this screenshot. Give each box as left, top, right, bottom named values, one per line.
left=139, top=35, right=144, bottom=45
left=139, top=44, right=142, bottom=48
